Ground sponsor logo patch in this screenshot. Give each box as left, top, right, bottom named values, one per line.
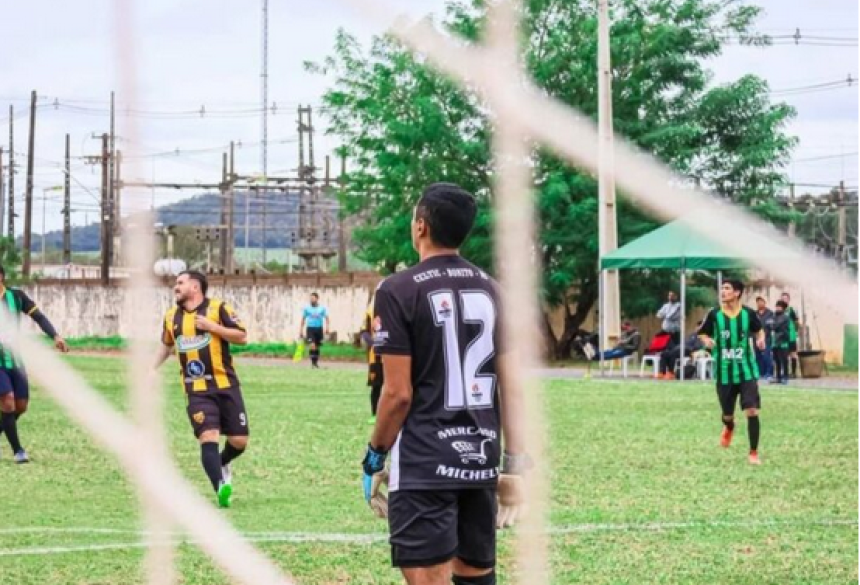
left=192, top=411, right=205, bottom=424
left=186, top=360, right=206, bottom=379
left=176, top=334, right=211, bottom=352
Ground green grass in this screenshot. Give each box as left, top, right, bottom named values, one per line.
left=0, top=356, right=856, bottom=584
left=65, top=337, right=367, bottom=361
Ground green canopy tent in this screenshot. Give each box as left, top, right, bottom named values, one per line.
left=598, top=217, right=801, bottom=379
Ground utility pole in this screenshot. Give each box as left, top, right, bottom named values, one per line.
left=597, top=0, right=621, bottom=350
left=100, top=133, right=110, bottom=285
left=787, top=183, right=796, bottom=238
left=7, top=106, right=14, bottom=240
left=22, top=90, right=37, bottom=278
left=113, top=150, right=122, bottom=264
left=226, top=141, right=235, bottom=273
left=260, top=0, right=269, bottom=266
left=837, top=180, right=847, bottom=263
left=63, top=134, right=71, bottom=264
left=220, top=151, right=229, bottom=271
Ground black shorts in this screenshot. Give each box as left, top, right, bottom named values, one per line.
left=186, top=390, right=249, bottom=438
left=388, top=488, right=496, bottom=569
left=717, top=381, right=760, bottom=415
left=788, top=341, right=798, bottom=352
left=0, top=367, right=28, bottom=400
left=306, top=327, right=324, bottom=346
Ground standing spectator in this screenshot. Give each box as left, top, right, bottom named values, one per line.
left=298, top=292, right=329, bottom=369
left=780, top=292, right=801, bottom=378
left=771, top=300, right=791, bottom=385
left=755, top=296, right=775, bottom=381
left=657, top=291, right=682, bottom=345
left=658, top=324, right=704, bottom=380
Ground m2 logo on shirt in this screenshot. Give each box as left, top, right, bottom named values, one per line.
left=176, top=334, right=211, bottom=352
left=722, top=348, right=745, bottom=361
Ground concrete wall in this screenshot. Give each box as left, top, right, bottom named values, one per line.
left=24, top=273, right=382, bottom=344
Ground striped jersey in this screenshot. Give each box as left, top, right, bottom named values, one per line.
left=162, top=298, right=246, bottom=393
left=698, top=306, right=762, bottom=385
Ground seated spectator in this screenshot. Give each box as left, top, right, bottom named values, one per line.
left=584, top=322, right=641, bottom=361
left=658, top=322, right=705, bottom=380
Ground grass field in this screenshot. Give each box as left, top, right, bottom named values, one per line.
left=0, top=355, right=856, bottom=585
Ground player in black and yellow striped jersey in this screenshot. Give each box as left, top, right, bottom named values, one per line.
left=360, top=297, right=383, bottom=425
left=155, top=270, right=249, bottom=508
left=698, top=279, right=766, bottom=465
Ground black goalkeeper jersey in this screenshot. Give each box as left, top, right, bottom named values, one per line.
left=372, top=255, right=504, bottom=492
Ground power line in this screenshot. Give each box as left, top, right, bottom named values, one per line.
left=793, top=151, right=859, bottom=163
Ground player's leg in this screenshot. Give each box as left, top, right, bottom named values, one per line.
left=218, top=391, right=250, bottom=505
left=187, top=394, right=225, bottom=495
left=789, top=342, right=799, bottom=379
left=453, top=488, right=497, bottom=585
left=370, top=383, right=382, bottom=423
left=0, top=369, right=25, bottom=462
left=309, top=328, right=322, bottom=367
left=389, top=490, right=458, bottom=585
left=741, top=382, right=762, bottom=464
left=717, top=384, right=738, bottom=448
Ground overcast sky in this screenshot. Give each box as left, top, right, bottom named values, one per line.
left=0, top=0, right=856, bottom=235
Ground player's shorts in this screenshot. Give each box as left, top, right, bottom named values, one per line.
left=788, top=341, right=798, bottom=352
left=388, top=488, right=496, bottom=569
left=306, top=326, right=324, bottom=346
left=186, top=389, right=249, bottom=438
left=717, top=381, right=760, bottom=415
left=367, top=361, right=383, bottom=387
left=0, top=367, right=29, bottom=400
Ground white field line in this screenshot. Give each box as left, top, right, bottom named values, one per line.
left=0, top=518, right=854, bottom=557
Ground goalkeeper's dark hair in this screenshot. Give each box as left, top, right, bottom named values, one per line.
left=725, top=279, right=745, bottom=295
left=415, top=182, right=477, bottom=249
left=179, top=270, right=208, bottom=296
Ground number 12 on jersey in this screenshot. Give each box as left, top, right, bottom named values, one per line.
left=430, top=290, right=497, bottom=411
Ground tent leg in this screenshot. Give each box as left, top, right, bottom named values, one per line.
left=599, top=269, right=605, bottom=378
left=717, top=270, right=723, bottom=297
left=680, top=268, right=686, bottom=381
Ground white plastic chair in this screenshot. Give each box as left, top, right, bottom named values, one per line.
left=640, top=354, right=660, bottom=378
left=607, top=354, right=636, bottom=378
left=696, top=356, right=714, bottom=380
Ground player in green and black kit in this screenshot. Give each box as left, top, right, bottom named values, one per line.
left=698, top=280, right=767, bottom=465
left=780, top=292, right=800, bottom=378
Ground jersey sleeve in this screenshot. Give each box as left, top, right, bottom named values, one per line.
left=698, top=309, right=717, bottom=338
left=372, top=282, right=411, bottom=356
left=219, top=303, right=246, bottom=331
left=16, top=289, right=37, bottom=315
left=161, top=314, right=175, bottom=346
left=18, top=290, right=58, bottom=339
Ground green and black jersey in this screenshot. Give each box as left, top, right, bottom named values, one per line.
left=698, top=306, right=762, bottom=385
left=786, top=306, right=799, bottom=343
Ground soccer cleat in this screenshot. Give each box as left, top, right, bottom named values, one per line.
left=217, top=481, right=233, bottom=508
left=221, top=463, right=233, bottom=486
left=656, top=373, right=666, bottom=380
left=14, top=450, right=29, bottom=464
left=748, top=451, right=761, bottom=465
left=720, top=427, right=734, bottom=449
left=664, top=371, right=676, bottom=380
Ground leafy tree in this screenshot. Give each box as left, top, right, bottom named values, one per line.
left=310, top=0, right=796, bottom=358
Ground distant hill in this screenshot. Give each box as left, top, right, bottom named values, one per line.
left=23, top=190, right=335, bottom=252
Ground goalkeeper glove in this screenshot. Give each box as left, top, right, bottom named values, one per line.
left=497, top=452, right=532, bottom=529
left=362, top=444, right=389, bottom=518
